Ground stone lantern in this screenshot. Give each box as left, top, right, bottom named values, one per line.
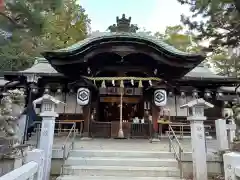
left=33, top=94, right=65, bottom=180
left=181, top=98, right=214, bottom=180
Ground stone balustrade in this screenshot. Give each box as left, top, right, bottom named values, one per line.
left=0, top=149, right=44, bottom=180
left=223, top=152, right=240, bottom=180
left=0, top=161, right=38, bottom=180
left=215, top=119, right=240, bottom=179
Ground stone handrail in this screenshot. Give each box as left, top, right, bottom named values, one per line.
left=0, top=161, right=38, bottom=180
left=0, top=149, right=44, bottom=180
left=235, top=166, right=240, bottom=177
left=223, top=152, right=240, bottom=180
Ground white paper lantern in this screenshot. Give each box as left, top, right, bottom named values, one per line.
left=77, top=88, right=90, bottom=106
left=154, top=89, right=167, bottom=106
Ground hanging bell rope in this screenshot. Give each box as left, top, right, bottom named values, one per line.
left=83, top=76, right=161, bottom=81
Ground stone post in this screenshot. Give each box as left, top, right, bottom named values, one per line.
left=181, top=98, right=214, bottom=180
left=17, top=114, right=27, bottom=143
left=25, top=149, right=44, bottom=180
left=227, top=122, right=237, bottom=145
left=215, top=119, right=236, bottom=151
left=215, top=119, right=228, bottom=151
left=223, top=152, right=240, bottom=180
left=33, top=94, right=64, bottom=180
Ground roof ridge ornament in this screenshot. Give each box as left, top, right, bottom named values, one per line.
left=108, top=14, right=139, bottom=33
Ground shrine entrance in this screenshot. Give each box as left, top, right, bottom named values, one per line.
left=90, top=87, right=151, bottom=138
left=99, top=99, right=140, bottom=122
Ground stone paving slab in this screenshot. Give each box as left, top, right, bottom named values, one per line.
left=48, top=137, right=218, bottom=152
left=56, top=175, right=182, bottom=180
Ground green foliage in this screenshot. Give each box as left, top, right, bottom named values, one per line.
left=1, top=0, right=63, bottom=35
left=177, top=0, right=240, bottom=50
left=210, top=48, right=240, bottom=77
left=41, top=0, right=90, bottom=49
left=0, top=0, right=90, bottom=71
left=154, top=25, right=202, bottom=53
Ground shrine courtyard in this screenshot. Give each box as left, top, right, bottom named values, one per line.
left=29, top=136, right=218, bottom=152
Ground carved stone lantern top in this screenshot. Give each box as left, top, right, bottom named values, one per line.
left=33, top=94, right=65, bottom=117
left=180, top=98, right=214, bottom=120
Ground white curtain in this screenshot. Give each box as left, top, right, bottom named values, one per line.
left=186, top=96, right=195, bottom=116
left=64, top=93, right=77, bottom=114
left=176, top=96, right=187, bottom=116
left=75, top=100, right=83, bottom=114
left=53, top=92, right=65, bottom=113
left=165, top=96, right=176, bottom=116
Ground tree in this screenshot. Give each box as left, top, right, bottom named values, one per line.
left=210, top=47, right=240, bottom=77
left=177, top=0, right=240, bottom=50
left=0, top=0, right=64, bottom=71
left=0, top=0, right=63, bottom=35
left=154, top=25, right=202, bottom=53
left=0, top=0, right=90, bottom=71
left=41, top=0, right=91, bottom=50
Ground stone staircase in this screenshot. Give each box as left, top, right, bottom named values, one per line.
left=57, top=149, right=182, bottom=180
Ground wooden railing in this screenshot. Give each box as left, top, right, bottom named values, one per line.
left=130, top=123, right=150, bottom=138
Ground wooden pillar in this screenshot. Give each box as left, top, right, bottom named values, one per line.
left=152, top=104, right=160, bottom=135
left=82, top=105, right=91, bottom=137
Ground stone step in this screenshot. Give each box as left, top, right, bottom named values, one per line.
left=69, top=150, right=175, bottom=159
left=65, top=157, right=178, bottom=167
left=57, top=175, right=182, bottom=180
left=63, top=165, right=180, bottom=177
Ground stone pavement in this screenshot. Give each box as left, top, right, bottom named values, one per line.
left=51, top=137, right=218, bottom=152
left=28, top=133, right=218, bottom=152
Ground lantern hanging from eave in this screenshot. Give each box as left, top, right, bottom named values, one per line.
left=204, top=89, right=212, bottom=99
left=192, top=89, right=199, bottom=98
left=180, top=91, right=186, bottom=98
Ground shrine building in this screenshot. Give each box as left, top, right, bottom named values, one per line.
left=2, top=14, right=240, bottom=139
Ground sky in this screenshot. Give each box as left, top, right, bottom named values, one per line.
left=79, top=0, right=192, bottom=33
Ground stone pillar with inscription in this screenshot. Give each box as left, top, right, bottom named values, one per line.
left=33, top=94, right=64, bottom=180
left=181, top=98, right=214, bottom=180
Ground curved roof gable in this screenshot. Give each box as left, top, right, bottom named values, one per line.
left=42, top=32, right=205, bottom=61
left=41, top=14, right=206, bottom=79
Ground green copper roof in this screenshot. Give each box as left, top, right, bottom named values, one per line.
left=20, top=57, right=58, bottom=74
left=42, top=14, right=206, bottom=79
left=47, top=32, right=203, bottom=57
left=16, top=58, right=226, bottom=79
left=184, top=63, right=225, bottom=79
